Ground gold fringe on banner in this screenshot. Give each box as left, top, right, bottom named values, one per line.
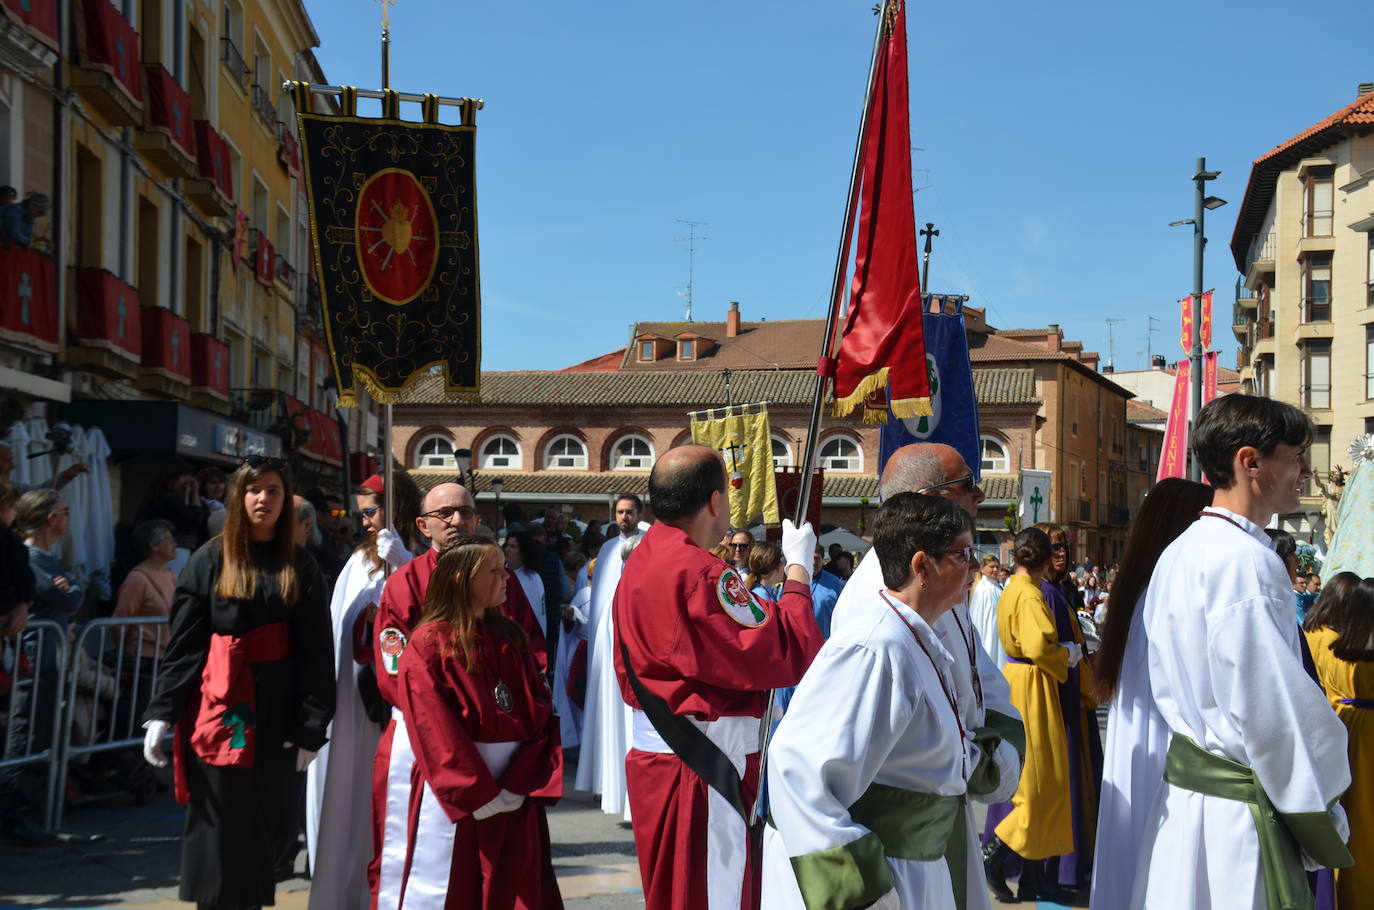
left=831, top=367, right=932, bottom=421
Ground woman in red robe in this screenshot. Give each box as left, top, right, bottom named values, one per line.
left=395, top=535, right=563, bottom=909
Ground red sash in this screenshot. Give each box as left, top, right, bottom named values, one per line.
left=173, top=622, right=292, bottom=803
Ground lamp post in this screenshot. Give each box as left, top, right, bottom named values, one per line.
left=492, top=476, right=504, bottom=533
left=1169, top=157, right=1225, bottom=482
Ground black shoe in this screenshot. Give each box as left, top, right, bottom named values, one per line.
left=0, top=817, right=60, bottom=846
left=982, top=836, right=1019, bottom=903
left=1018, top=860, right=1081, bottom=906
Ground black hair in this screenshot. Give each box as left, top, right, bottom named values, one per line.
left=1191, top=394, right=1313, bottom=489
left=615, top=494, right=643, bottom=512
left=872, top=492, right=972, bottom=589
left=648, top=451, right=726, bottom=521
left=1265, top=528, right=1297, bottom=563
left=506, top=530, right=543, bottom=570
left=1304, top=573, right=1374, bottom=662
left=1014, top=527, right=1053, bottom=570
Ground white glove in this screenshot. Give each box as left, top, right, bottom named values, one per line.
left=980, top=740, right=1022, bottom=805
left=471, top=788, right=525, bottom=820
left=780, top=519, right=817, bottom=578
left=376, top=527, right=409, bottom=568
left=142, top=720, right=171, bottom=768
left=869, top=889, right=901, bottom=910
left=1062, top=642, right=1083, bottom=668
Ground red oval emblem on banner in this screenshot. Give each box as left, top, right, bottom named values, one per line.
left=355, top=168, right=439, bottom=305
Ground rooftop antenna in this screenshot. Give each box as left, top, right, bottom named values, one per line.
left=674, top=219, right=709, bottom=321
left=1143, top=313, right=1159, bottom=363
left=1105, top=317, right=1126, bottom=370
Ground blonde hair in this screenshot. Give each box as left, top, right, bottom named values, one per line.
left=216, top=462, right=299, bottom=605
left=416, top=536, right=525, bottom=670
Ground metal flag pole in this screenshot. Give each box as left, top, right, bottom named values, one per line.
left=754, top=1, right=891, bottom=825
left=791, top=1, right=889, bottom=527
left=380, top=0, right=395, bottom=529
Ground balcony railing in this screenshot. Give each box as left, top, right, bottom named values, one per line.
left=275, top=253, right=295, bottom=289
left=251, top=84, right=278, bottom=127
left=1246, top=230, right=1277, bottom=271
left=221, top=37, right=249, bottom=85
left=1068, top=498, right=1093, bottom=524
left=1257, top=316, right=1275, bottom=340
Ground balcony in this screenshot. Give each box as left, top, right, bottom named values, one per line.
left=251, top=83, right=278, bottom=129
left=1302, top=295, right=1332, bottom=324
left=220, top=36, right=249, bottom=87
left=68, top=267, right=141, bottom=378
left=0, top=0, right=59, bottom=69
left=1068, top=498, right=1093, bottom=525
left=298, top=276, right=324, bottom=335
left=136, top=306, right=191, bottom=399
left=136, top=63, right=196, bottom=177
left=278, top=126, right=300, bottom=176
left=187, top=120, right=234, bottom=216
left=1106, top=505, right=1131, bottom=527
left=0, top=244, right=57, bottom=353
left=1244, top=230, right=1277, bottom=290
left=275, top=253, right=295, bottom=291
left=254, top=232, right=275, bottom=288
left=189, top=333, right=230, bottom=410
left=69, top=0, right=142, bottom=126
left=229, top=389, right=343, bottom=465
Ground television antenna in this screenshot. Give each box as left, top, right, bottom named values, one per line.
left=1105, top=318, right=1126, bottom=370
left=674, top=219, right=709, bottom=321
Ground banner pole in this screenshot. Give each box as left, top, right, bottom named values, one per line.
left=380, top=0, right=395, bottom=536
left=793, top=1, right=889, bottom=525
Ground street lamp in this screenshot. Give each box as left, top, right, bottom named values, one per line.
left=1170, top=157, right=1225, bottom=482
left=492, top=476, right=505, bottom=532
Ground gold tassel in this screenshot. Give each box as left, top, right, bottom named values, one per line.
left=831, top=367, right=891, bottom=417
left=890, top=396, right=933, bottom=419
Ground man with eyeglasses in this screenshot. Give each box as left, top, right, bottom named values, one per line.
left=368, top=482, right=547, bottom=909
left=827, top=443, right=1024, bottom=910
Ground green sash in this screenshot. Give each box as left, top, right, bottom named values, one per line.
left=1164, top=734, right=1353, bottom=910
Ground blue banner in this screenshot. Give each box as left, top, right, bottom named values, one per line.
left=878, top=296, right=982, bottom=481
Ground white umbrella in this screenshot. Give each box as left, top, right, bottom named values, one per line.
left=820, top=527, right=871, bottom=554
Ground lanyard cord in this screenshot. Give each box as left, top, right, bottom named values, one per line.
left=950, top=606, right=983, bottom=712
left=878, top=590, right=968, bottom=762
left=1199, top=509, right=1248, bottom=533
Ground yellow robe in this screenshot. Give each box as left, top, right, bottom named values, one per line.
left=1304, top=626, right=1374, bottom=909
left=994, top=574, right=1074, bottom=859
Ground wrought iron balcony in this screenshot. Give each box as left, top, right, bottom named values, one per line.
left=251, top=83, right=278, bottom=128
left=221, top=37, right=249, bottom=85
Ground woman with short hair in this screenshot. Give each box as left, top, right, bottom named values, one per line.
left=763, top=493, right=979, bottom=909
left=16, top=488, right=81, bottom=624
left=142, top=457, right=334, bottom=910
left=113, top=519, right=178, bottom=660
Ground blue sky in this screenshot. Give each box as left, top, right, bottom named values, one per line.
left=308, top=0, right=1371, bottom=373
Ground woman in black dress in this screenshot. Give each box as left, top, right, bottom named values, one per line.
left=142, top=456, right=334, bottom=910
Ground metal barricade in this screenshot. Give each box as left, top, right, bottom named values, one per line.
left=50, top=616, right=170, bottom=825
left=0, top=619, right=68, bottom=831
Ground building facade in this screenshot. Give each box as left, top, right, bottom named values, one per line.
left=1230, top=83, right=1374, bottom=540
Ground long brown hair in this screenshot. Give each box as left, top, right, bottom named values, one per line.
left=416, top=536, right=526, bottom=670
left=745, top=540, right=783, bottom=591
left=216, top=461, right=299, bottom=605
left=357, top=467, right=424, bottom=573
left=1304, top=573, right=1374, bottom=662
left=1095, top=478, right=1213, bottom=698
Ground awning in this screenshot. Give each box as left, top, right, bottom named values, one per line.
left=60, top=399, right=282, bottom=466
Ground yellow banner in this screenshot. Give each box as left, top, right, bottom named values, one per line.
left=690, top=404, right=780, bottom=527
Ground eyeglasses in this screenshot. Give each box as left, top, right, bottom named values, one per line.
left=242, top=455, right=287, bottom=472
left=917, top=474, right=976, bottom=496
left=421, top=505, right=477, bottom=524
left=931, top=545, right=975, bottom=563
left=360, top=506, right=381, bottom=517
left=1051, top=543, right=1068, bottom=552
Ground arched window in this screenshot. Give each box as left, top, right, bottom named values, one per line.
left=980, top=436, right=1010, bottom=474
left=545, top=434, right=588, bottom=470
left=414, top=434, right=457, bottom=469
left=611, top=434, right=654, bottom=471
left=819, top=435, right=863, bottom=472
left=771, top=435, right=793, bottom=468
left=479, top=434, right=521, bottom=469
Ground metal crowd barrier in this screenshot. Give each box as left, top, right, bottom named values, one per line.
left=49, top=616, right=170, bottom=826
left=0, top=619, right=69, bottom=831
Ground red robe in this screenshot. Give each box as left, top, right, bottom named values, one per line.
left=396, top=617, right=563, bottom=909
left=369, top=547, right=546, bottom=910
left=613, top=523, right=824, bottom=910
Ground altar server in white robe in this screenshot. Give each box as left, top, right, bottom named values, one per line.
left=306, top=474, right=419, bottom=910
left=1088, top=478, right=1212, bottom=910
left=766, top=492, right=984, bottom=909
left=968, top=556, right=1007, bottom=669
left=1142, top=395, right=1353, bottom=910
left=829, top=444, right=1023, bottom=910
left=574, top=494, right=646, bottom=815
left=553, top=580, right=591, bottom=749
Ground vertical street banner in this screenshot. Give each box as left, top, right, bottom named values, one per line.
left=827, top=0, right=931, bottom=424
left=1179, top=294, right=1195, bottom=355
left=1157, top=359, right=1192, bottom=481
left=1019, top=469, right=1052, bottom=527
left=1204, top=350, right=1219, bottom=404
left=878, top=295, right=981, bottom=479
left=689, top=403, right=780, bottom=527
left=293, top=84, right=482, bottom=405
left=1199, top=289, right=1213, bottom=350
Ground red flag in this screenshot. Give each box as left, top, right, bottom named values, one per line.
left=1179, top=295, right=1194, bottom=355
left=1204, top=350, right=1218, bottom=403
left=1200, top=290, right=1213, bottom=350
left=1157, top=360, right=1192, bottom=481
left=828, top=0, right=931, bottom=424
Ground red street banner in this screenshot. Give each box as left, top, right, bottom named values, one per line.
left=827, top=0, right=931, bottom=424
left=1180, top=294, right=1194, bottom=355
left=1200, top=290, right=1213, bottom=350
left=1204, top=350, right=1219, bottom=404
left=1157, top=359, right=1192, bottom=481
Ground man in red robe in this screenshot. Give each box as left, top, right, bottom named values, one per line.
left=369, top=482, right=545, bottom=910
left=614, top=446, right=825, bottom=910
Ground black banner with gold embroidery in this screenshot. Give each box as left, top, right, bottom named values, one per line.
left=294, top=84, right=481, bottom=405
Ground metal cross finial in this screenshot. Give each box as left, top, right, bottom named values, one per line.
left=919, top=222, right=939, bottom=291
left=376, top=0, right=394, bottom=30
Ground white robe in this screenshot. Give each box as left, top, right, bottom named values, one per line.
left=1141, top=506, right=1350, bottom=909
left=553, top=585, right=590, bottom=749
left=512, top=566, right=546, bottom=633
left=834, top=552, right=1019, bottom=910
left=573, top=530, right=642, bottom=816
left=1090, top=594, right=1168, bottom=910
left=764, top=588, right=976, bottom=909
left=306, top=530, right=413, bottom=910
left=967, top=576, right=1007, bottom=669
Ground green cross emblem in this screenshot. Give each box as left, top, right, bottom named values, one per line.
left=222, top=701, right=255, bottom=749
left=171, top=329, right=181, bottom=365
left=747, top=598, right=765, bottom=624
left=116, top=295, right=127, bottom=339
left=911, top=355, right=940, bottom=434
left=18, top=272, right=31, bottom=325
left=1029, top=486, right=1044, bottom=524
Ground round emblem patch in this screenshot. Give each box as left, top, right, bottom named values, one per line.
left=717, top=569, right=769, bottom=628
left=355, top=168, right=439, bottom=305
left=379, top=626, right=408, bottom=676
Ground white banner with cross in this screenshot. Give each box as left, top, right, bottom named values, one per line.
left=1018, top=469, right=1053, bottom=527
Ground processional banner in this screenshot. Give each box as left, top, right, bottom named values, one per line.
left=1157, top=359, right=1192, bottom=481
left=689, top=403, right=780, bottom=527
left=293, top=84, right=482, bottom=405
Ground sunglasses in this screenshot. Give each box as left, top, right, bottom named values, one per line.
left=1051, top=543, right=1069, bottom=552
left=360, top=506, right=381, bottom=517
left=917, top=473, right=976, bottom=496
left=242, top=455, right=287, bottom=472
left=932, top=545, right=975, bottom=563
left=730, top=543, right=751, bottom=550
left=422, top=505, right=478, bottom=524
